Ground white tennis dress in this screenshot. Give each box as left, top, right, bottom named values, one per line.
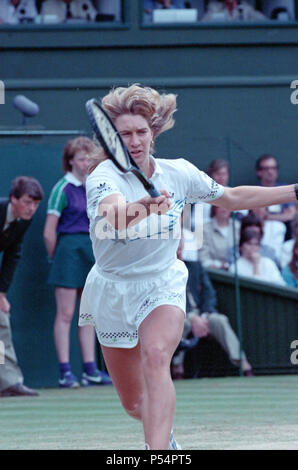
left=79, top=157, right=224, bottom=348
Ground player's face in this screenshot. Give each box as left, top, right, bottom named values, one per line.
left=70, top=151, right=89, bottom=178
left=115, top=114, right=153, bottom=167
left=10, top=194, right=40, bottom=220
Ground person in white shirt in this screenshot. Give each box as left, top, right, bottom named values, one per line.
left=78, top=83, right=297, bottom=450
left=0, top=0, right=37, bottom=24
left=229, top=229, right=286, bottom=286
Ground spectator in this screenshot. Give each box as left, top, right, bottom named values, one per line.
left=249, top=207, right=286, bottom=260
left=229, top=229, right=286, bottom=286
left=0, top=176, right=43, bottom=397
left=41, top=0, right=97, bottom=23
left=198, top=204, right=240, bottom=270
left=172, top=257, right=253, bottom=379
left=227, top=212, right=281, bottom=268
left=203, top=159, right=230, bottom=223
left=0, top=0, right=38, bottom=24
left=143, top=0, right=185, bottom=23
left=256, top=154, right=296, bottom=238
left=202, top=0, right=267, bottom=22
left=280, top=214, right=298, bottom=269
left=204, top=159, right=247, bottom=223
left=43, top=137, right=112, bottom=388
left=281, top=240, right=298, bottom=288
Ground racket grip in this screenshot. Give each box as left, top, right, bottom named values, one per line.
left=148, top=187, right=161, bottom=198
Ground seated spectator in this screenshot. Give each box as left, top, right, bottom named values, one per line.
left=227, top=212, right=281, bottom=268
left=280, top=214, right=298, bottom=269
left=198, top=205, right=240, bottom=270
left=201, top=0, right=267, bottom=22
left=143, top=0, right=185, bottom=23
left=204, top=158, right=247, bottom=223
left=229, top=229, right=286, bottom=286
left=255, top=153, right=296, bottom=239
left=281, top=240, right=298, bottom=288
left=41, top=0, right=97, bottom=23
left=172, top=257, right=253, bottom=379
left=203, top=159, right=230, bottom=223
left=249, top=207, right=286, bottom=260
left=0, top=0, right=38, bottom=24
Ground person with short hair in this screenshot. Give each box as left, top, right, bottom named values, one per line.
left=78, top=83, right=297, bottom=449
left=0, top=176, right=43, bottom=397
left=256, top=154, right=296, bottom=236
left=44, top=137, right=112, bottom=388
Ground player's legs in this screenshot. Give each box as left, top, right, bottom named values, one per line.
left=101, top=342, right=145, bottom=420
left=139, top=305, right=185, bottom=449
left=101, top=305, right=184, bottom=449
left=54, top=287, right=77, bottom=362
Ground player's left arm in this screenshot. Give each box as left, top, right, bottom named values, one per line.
left=212, top=184, right=297, bottom=212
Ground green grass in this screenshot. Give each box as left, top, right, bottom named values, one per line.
left=0, top=375, right=297, bottom=450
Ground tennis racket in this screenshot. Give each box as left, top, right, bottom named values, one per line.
left=85, top=98, right=161, bottom=197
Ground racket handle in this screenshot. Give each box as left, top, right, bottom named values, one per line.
left=148, top=187, right=161, bottom=198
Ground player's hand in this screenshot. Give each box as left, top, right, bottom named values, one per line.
left=142, top=189, right=172, bottom=216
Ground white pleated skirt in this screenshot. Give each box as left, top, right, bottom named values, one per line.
left=79, top=259, right=188, bottom=348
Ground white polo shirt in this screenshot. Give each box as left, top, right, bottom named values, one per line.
left=86, top=157, right=224, bottom=279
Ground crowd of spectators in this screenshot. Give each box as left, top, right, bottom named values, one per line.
left=182, top=154, right=298, bottom=289
left=0, top=0, right=121, bottom=24
left=0, top=0, right=295, bottom=25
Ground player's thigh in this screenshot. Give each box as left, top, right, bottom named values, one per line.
left=101, top=343, right=145, bottom=411
left=139, top=305, right=185, bottom=366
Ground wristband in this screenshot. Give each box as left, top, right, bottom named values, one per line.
left=295, top=183, right=298, bottom=200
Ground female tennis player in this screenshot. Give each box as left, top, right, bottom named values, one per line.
left=79, top=84, right=297, bottom=450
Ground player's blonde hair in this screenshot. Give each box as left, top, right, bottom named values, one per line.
left=88, top=83, right=177, bottom=173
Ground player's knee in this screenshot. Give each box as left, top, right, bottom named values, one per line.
left=121, top=396, right=142, bottom=420
left=142, top=344, right=168, bottom=371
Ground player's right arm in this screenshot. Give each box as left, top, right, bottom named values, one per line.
left=98, top=191, right=171, bottom=231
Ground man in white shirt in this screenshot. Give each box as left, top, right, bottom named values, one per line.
left=0, top=0, right=37, bottom=24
